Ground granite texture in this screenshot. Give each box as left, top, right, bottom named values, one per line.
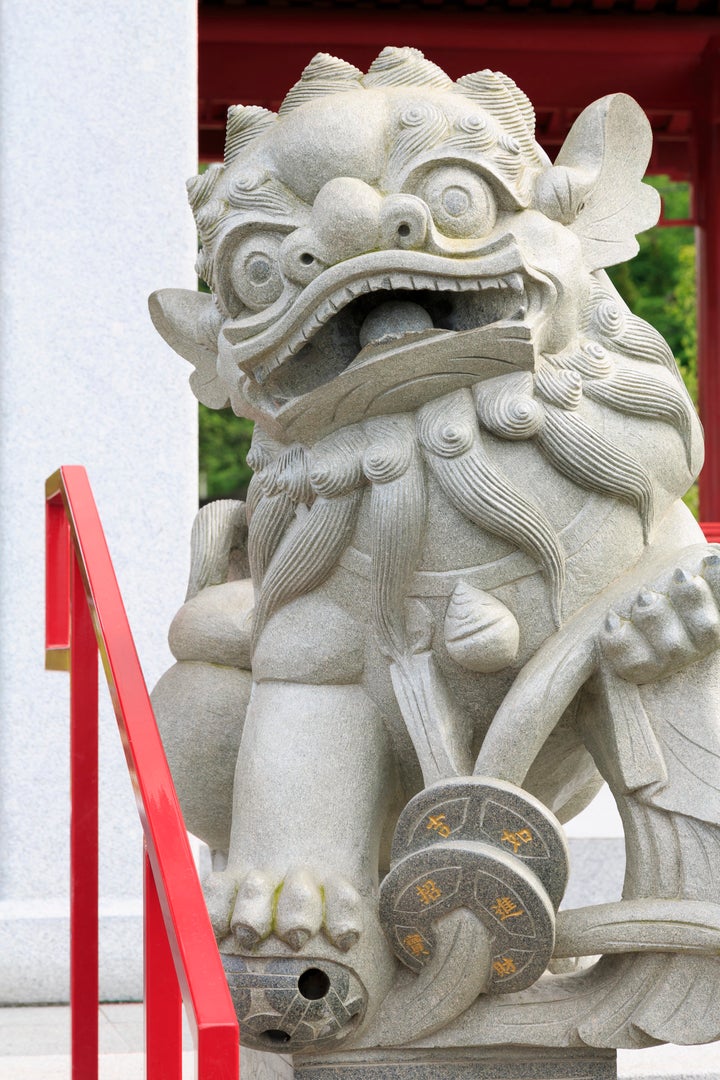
left=222, top=955, right=367, bottom=1055
left=150, top=46, right=720, bottom=1066
left=295, top=1048, right=617, bottom=1079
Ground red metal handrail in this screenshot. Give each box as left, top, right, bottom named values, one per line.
left=45, top=465, right=239, bottom=1080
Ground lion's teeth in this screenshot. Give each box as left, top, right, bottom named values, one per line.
left=250, top=266, right=529, bottom=384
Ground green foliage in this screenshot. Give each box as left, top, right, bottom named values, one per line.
left=674, top=242, right=698, bottom=404
left=607, top=176, right=696, bottom=402
left=196, top=161, right=255, bottom=501
left=197, top=263, right=254, bottom=499
left=199, top=404, right=254, bottom=502
left=607, top=176, right=698, bottom=516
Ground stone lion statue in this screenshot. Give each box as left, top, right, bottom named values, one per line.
left=150, top=47, right=720, bottom=1068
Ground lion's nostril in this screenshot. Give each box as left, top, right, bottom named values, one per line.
left=298, top=966, right=331, bottom=1000
left=379, top=193, right=428, bottom=251
left=300, top=252, right=315, bottom=265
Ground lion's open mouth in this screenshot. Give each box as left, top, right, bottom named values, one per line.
left=255, top=275, right=532, bottom=407
left=219, top=237, right=555, bottom=439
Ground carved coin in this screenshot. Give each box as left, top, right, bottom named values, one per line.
left=379, top=839, right=555, bottom=992
left=390, top=776, right=569, bottom=909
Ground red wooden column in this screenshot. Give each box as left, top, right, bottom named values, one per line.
left=697, top=36, right=720, bottom=520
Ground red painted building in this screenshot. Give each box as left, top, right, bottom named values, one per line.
left=198, top=1, right=719, bottom=515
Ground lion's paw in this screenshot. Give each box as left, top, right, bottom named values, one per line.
left=203, top=867, right=363, bottom=953
left=600, top=553, right=720, bottom=683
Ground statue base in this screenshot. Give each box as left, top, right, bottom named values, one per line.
left=295, top=1047, right=617, bottom=1079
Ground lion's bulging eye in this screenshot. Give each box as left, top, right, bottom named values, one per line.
left=416, top=167, right=497, bottom=240
left=246, top=255, right=273, bottom=285
left=230, top=236, right=285, bottom=311
left=442, top=187, right=471, bottom=218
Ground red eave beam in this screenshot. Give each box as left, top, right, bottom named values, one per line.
left=697, top=35, right=720, bottom=519
left=199, top=10, right=719, bottom=53
left=199, top=9, right=717, bottom=107
left=199, top=10, right=716, bottom=174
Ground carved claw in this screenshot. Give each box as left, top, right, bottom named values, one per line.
left=204, top=865, right=363, bottom=954
left=599, top=609, right=659, bottom=683
left=203, top=869, right=240, bottom=940
left=323, top=877, right=364, bottom=952
left=230, top=869, right=275, bottom=947
left=600, top=554, right=720, bottom=684
left=630, top=588, right=696, bottom=665
left=673, top=565, right=720, bottom=651
left=274, top=867, right=323, bottom=950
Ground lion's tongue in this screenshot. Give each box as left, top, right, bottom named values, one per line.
left=359, top=300, right=434, bottom=348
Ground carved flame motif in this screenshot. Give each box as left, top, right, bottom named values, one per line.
left=444, top=582, right=520, bottom=673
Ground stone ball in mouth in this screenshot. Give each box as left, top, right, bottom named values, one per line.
left=359, top=300, right=434, bottom=349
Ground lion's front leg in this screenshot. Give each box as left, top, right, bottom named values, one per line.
left=202, top=592, right=401, bottom=1049
left=206, top=681, right=396, bottom=952
left=151, top=576, right=255, bottom=854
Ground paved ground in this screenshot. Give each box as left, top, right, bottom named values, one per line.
left=0, top=1004, right=718, bottom=1079
left=0, top=1004, right=292, bottom=1080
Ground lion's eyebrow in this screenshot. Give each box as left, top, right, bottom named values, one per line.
left=226, top=175, right=310, bottom=218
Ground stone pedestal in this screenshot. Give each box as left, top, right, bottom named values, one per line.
left=295, top=1048, right=617, bottom=1079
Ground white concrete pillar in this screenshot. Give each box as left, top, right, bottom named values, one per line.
left=0, top=0, right=198, bottom=1002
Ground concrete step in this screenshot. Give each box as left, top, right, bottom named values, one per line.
left=0, top=1004, right=717, bottom=1079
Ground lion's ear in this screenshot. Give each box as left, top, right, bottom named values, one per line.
left=534, top=94, right=660, bottom=271
left=148, top=289, right=230, bottom=409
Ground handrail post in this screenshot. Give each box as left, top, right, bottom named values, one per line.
left=70, top=550, right=99, bottom=1080
left=45, top=491, right=71, bottom=671
left=145, top=843, right=184, bottom=1079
